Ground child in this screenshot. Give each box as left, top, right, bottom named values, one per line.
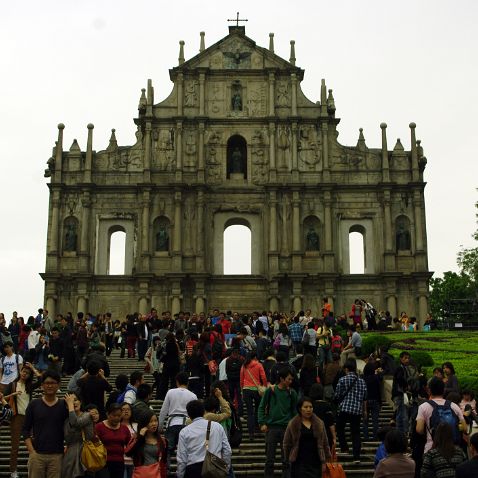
left=374, top=426, right=393, bottom=467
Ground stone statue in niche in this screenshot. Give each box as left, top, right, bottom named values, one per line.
left=278, top=126, right=291, bottom=169
left=231, top=91, right=242, bottom=111
left=184, top=81, right=198, bottom=107
left=276, top=81, right=289, bottom=107
left=306, top=227, right=320, bottom=251
left=64, top=223, right=78, bottom=252
left=396, top=223, right=411, bottom=251
left=231, top=148, right=243, bottom=174
left=156, top=225, right=169, bottom=251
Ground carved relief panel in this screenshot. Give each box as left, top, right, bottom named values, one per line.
left=251, top=129, right=269, bottom=185
left=152, top=128, right=175, bottom=171
left=205, top=129, right=223, bottom=185
left=298, top=125, right=321, bottom=171
left=184, top=129, right=197, bottom=168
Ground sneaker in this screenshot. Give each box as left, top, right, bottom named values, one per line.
left=11, top=472, right=19, bottom=478
left=353, top=459, right=361, bottom=464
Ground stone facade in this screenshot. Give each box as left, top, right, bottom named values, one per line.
left=42, top=26, right=432, bottom=324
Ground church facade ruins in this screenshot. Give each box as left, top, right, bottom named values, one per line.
left=42, top=25, right=432, bottom=323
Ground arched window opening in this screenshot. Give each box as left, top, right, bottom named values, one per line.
left=108, top=229, right=126, bottom=275
left=224, top=224, right=251, bottom=274
left=349, top=230, right=365, bottom=274
left=226, top=135, right=247, bottom=179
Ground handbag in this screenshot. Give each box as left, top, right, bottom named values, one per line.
left=323, top=462, right=346, bottom=478
left=201, top=421, right=228, bottom=478
left=133, top=462, right=161, bottom=478
left=81, top=430, right=107, bottom=472
left=245, top=367, right=267, bottom=396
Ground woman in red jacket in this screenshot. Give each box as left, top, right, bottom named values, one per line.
left=240, top=351, right=267, bottom=441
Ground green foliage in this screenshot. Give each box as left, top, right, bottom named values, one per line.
left=360, top=335, right=392, bottom=357
left=334, top=325, right=348, bottom=340
left=457, top=198, right=478, bottom=286
left=429, top=271, right=473, bottom=319
left=458, top=376, right=478, bottom=397
left=408, top=350, right=434, bottom=369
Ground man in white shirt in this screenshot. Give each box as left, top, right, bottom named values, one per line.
left=158, top=372, right=197, bottom=469
left=27, top=324, right=41, bottom=352
left=416, top=376, right=466, bottom=453
left=0, top=342, right=23, bottom=394
left=176, top=399, right=231, bottom=477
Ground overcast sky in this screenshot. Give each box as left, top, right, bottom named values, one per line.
left=1, top=1, right=477, bottom=320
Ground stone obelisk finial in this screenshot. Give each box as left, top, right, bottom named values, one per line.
left=84, top=123, right=94, bottom=182
left=380, top=122, right=390, bottom=182
left=289, top=40, right=296, bottom=65
left=269, top=33, right=274, bottom=53
left=200, top=32, right=205, bottom=52
left=178, top=41, right=185, bottom=65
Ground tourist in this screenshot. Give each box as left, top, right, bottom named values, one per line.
left=420, top=422, right=466, bottom=477
left=415, top=376, right=466, bottom=453
left=22, top=371, right=76, bottom=478
left=95, top=403, right=131, bottom=478
left=240, top=351, right=267, bottom=441
left=136, top=314, right=150, bottom=362
left=340, top=326, right=362, bottom=366
left=255, top=328, right=270, bottom=360
left=77, top=360, right=113, bottom=420
left=61, top=393, right=95, bottom=478
left=131, top=383, right=153, bottom=423
left=316, top=319, right=332, bottom=367
left=204, top=386, right=232, bottom=426
left=185, top=343, right=205, bottom=398
left=157, top=332, right=181, bottom=399
left=123, top=370, right=145, bottom=404
left=105, top=373, right=128, bottom=409
left=33, top=334, right=49, bottom=371
left=309, top=383, right=336, bottom=450
left=362, top=361, right=382, bottom=441
left=374, top=426, right=393, bottom=468
left=334, top=358, right=367, bottom=463
left=60, top=316, right=76, bottom=375
left=0, top=341, right=23, bottom=394
left=125, top=315, right=138, bottom=359
left=288, top=316, right=303, bottom=354
left=158, top=371, right=197, bottom=468
left=392, top=351, right=412, bottom=433
left=121, top=402, right=136, bottom=478
left=176, top=399, right=232, bottom=477
left=456, top=432, right=478, bottom=477
left=7, top=314, right=20, bottom=352
left=126, top=409, right=167, bottom=478
left=373, top=429, right=415, bottom=478
left=198, top=332, right=213, bottom=396
left=442, top=361, right=460, bottom=397
left=299, top=353, right=320, bottom=397
left=302, top=322, right=317, bottom=357
left=8, top=361, right=42, bottom=478
left=350, top=299, right=363, bottom=329
left=283, top=396, right=331, bottom=478
left=459, top=389, right=477, bottom=433
left=145, top=336, right=163, bottom=395
left=274, top=323, right=292, bottom=356
left=258, top=368, right=298, bottom=478
left=322, top=353, right=341, bottom=401
left=226, top=347, right=244, bottom=415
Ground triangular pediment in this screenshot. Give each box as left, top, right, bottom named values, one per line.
left=172, top=30, right=302, bottom=75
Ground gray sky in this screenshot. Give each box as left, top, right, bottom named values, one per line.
left=1, top=1, right=477, bottom=320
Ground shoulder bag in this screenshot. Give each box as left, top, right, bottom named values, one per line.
left=201, top=421, right=228, bottom=478
left=81, top=429, right=107, bottom=472
left=245, top=366, right=267, bottom=396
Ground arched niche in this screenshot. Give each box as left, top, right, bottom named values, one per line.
left=95, top=217, right=135, bottom=275
left=224, top=221, right=252, bottom=275
left=213, top=214, right=261, bottom=274
left=226, top=135, right=247, bottom=179
left=395, top=214, right=412, bottom=252
left=303, top=215, right=321, bottom=252
left=339, top=219, right=376, bottom=274
left=108, top=227, right=126, bottom=275
left=63, top=216, right=79, bottom=254
left=152, top=216, right=171, bottom=253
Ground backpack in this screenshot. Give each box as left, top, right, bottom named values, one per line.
left=330, top=335, right=343, bottom=354
left=226, top=357, right=243, bottom=381
left=116, top=384, right=136, bottom=404
left=427, top=399, right=461, bottom=444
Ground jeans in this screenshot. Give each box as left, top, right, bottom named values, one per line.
left=394, top=394, right=409, bottom=433
left=318, top=346, right=332, bottom=366
left=243, top=388, right=261, bottom=437
left=264, top=426, right=288, bottom=478
left=165, top=424, right=185, bottom=469
left=336, top=411, right=362, bottom=460
left=362, top=399, right=381, bottom=440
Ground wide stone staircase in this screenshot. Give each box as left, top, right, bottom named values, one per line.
left=0, top=350, right=393, bottom=477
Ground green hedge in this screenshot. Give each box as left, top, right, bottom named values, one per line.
left=360, top=335, right=392, bottom=357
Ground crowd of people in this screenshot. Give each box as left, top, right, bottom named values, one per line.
left=0, top=305, right=476, bottom=478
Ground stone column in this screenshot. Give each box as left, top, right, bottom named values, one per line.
left=413, top=191, right=424, bottom=251
left=77, top=296, right=87, bottom=316
left=323, top=190, right=334, bottom=272
left=196, top=190, right=205, bottom=270
left=291, top=122, right=298, bottom=171
left=268, top=72, right=275, bottom=116
left=195, top=296, right=205, bottom=314
left=45, top=295, right=57, bottom=321
left=177, top=73, right=184, bottom=116
left=292, top=190, right=301, bottom=270
left=49, top=190, right=61, bottom=254
left=199, top=72, right=205, bottom=116
left=171, top=280, right=182, bottom=315
left=141, top=190, right=151, bottom=270
left=269, top=123, right=276, bottom=170
left=383, top=191, right=395, bottom=271
left=322, top=122, right=329, bottom=181
left=418, top=293, right=428, bottom=329
left=410, top=122, right=419, bottom=182
left=269, top=191, right=278, bottom=252
left=291, top=74, right=297, bottom=116
left=197, top=123, right=205, bottom=182
left=53, top=123, right=64, bottom=184
left=139, top=296, right=149, bottom=315
left=292, top=279, right=303, bottom=312
left=269, top=296, right=279, bottom=312
left=173, top=191, right=182, bottom=269
left=143, top=122, right=152, bottom=182
left=175, top=122, right=183, bottom=181
left=79, top=192, right=91, bottom=272
left=386, top=294, right=397, bottom=319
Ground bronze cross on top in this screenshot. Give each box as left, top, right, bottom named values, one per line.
left=227, top=12, right=248, bottom=27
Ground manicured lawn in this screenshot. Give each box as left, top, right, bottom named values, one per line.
left=365, top=331, right=478, bottom=389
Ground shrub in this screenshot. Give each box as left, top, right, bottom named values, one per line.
left=409, top=350, right=434, bottom=369
left=360, top=335, right=392, bottom=358
left=458, top=376, right=478, bottom=397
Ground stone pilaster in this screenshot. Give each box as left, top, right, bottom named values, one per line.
left=199, top=72, right=205, bottom=116
left=143, top=122, right=152, bottom=182
left=291, top=122, right=298, bottom=180
left=175, top=122, right=183, bottom=181
left=173, top=191, right=182, bottom=270
left=177, top=72, right=184, bottom=116
left=292, top=190, right=301, bottom=270
left=321, top=122, right=330, bottom=181
left=196, top=190, right=205, bottom=270
left=413, top=191, right=424, bottom=251
left=323, top=190, right=334, bottom=272
left=383, top=189, right=395, bottom=271
left=291, top=73, right=297, bottom=116
left=141, top=189, right=151, bottom=270
left=197, top=123, right=205, bottom=182
left=269, top=122, right=276, bottom=181
left=268, top=190, right=278, bottom=273
left=79, top=192, right=91, bottom=272
left=268, top=72, right=275, bottom=116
